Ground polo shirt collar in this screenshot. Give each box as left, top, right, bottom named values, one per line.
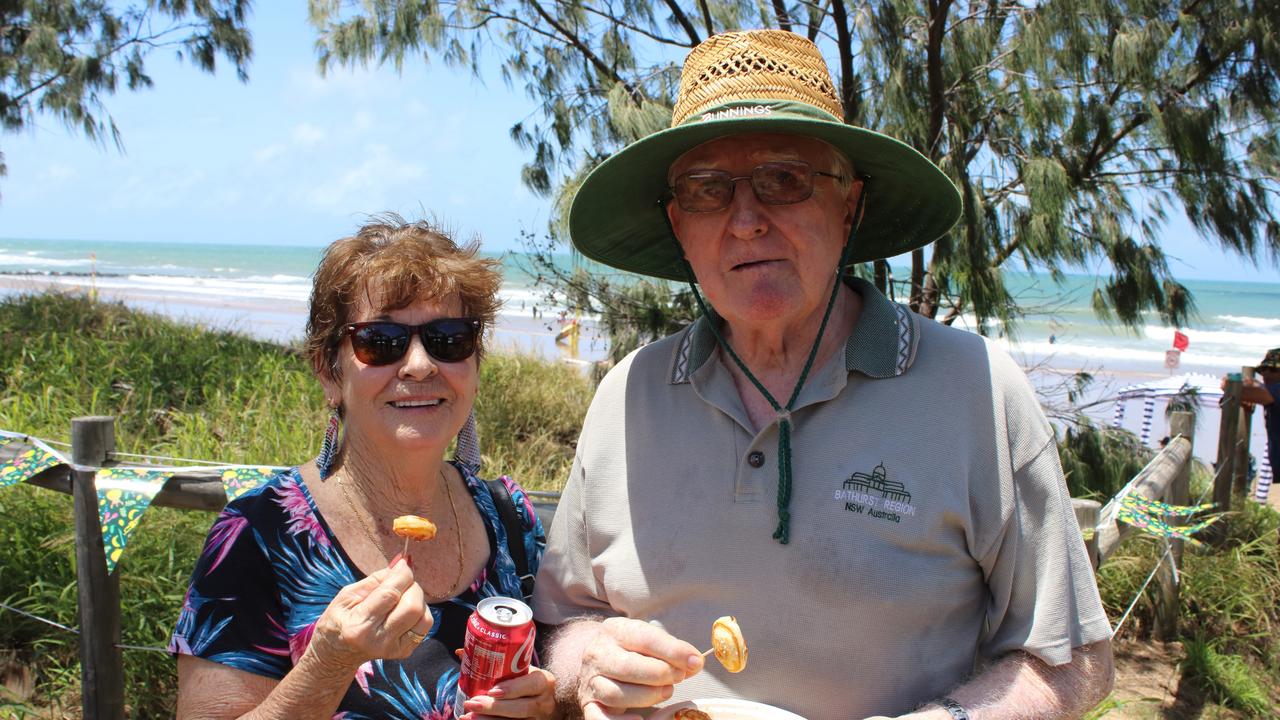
left=668, top=276, right=920, bottom=385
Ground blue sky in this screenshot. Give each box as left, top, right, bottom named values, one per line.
left=1, top=4, right=1275, bottom=283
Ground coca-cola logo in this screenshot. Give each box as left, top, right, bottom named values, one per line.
left=511, top=626, right=536, bottom=674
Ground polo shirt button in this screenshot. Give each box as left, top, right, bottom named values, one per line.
left=747, top=451, right=765, bottom=468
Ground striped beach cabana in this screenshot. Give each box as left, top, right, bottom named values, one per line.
left=1110, top=373, right=1271, bottom=503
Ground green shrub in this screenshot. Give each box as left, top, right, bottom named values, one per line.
left=0, top=292, right=588, bottom=716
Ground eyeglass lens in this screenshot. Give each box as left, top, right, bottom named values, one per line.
left=673, top=161, right=824, bottom=212
left=347, top=319, right=480, bottom=365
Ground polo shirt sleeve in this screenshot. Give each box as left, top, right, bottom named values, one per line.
left=532, top=450, right=617, bottom=625
left=975, top=432, right=1113, bottom=666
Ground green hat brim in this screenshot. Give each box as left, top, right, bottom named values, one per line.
left=569, top=102, right=963, bottom=280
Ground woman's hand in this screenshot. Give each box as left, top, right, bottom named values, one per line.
left=305, top=557, right=434, bottom=671
left=459, top=667, right=558, bottom=719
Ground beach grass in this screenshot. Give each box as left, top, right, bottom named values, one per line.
left=2, top=291, right=1278, bottom=716
left=0, top=291, right=589, bottom=717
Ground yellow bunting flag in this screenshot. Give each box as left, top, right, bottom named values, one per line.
left=0, top=438, right=64, bottom=488
left=96, top=468, right=175, bottom=573
left=1116, top=494, right=1219, bottom=546
left=220, top=466, right=282, bottom=502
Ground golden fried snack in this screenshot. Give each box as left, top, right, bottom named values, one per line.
left=711, top=615, right=747, bottom=673
left=674, top=710, right=712, bottom=720
left=392, top=514, right=438, bottom=541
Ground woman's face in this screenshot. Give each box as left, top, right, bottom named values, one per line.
left=322, top=284, right=478, bottom=462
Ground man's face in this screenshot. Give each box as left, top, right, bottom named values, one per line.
left=666, top=133, right=863, bottom=332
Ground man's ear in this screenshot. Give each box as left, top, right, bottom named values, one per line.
left=666, top=201, right=683, bottom=238
left=844, top=178, right=867, bottom=234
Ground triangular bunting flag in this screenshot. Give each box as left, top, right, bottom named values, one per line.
left=1116, top=494, right=1220, bottom=546
left=220, top=466, right=282, bottom=502
left=1120, top=494, right=1214, bottom=518
left=0, top=440, right=64, bottom=488
left=96, top=468, right=175, bottom=573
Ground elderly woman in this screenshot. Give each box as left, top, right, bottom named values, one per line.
left=170, top=217, right=556, bottom=719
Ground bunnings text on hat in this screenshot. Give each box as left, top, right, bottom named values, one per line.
left=698, top=105, right=773, bottom=122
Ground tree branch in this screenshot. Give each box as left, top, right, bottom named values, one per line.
left=829, top=0, right=857, bottom=122
left=662, top=0, right=702, bottom=44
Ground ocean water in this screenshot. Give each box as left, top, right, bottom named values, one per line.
left=2, top=236, right=1276, bottom=376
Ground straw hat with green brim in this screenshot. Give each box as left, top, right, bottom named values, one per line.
left=568, top=30, right=962, bottom=280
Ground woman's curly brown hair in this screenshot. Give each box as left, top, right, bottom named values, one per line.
left=305, top=215, right=502, bottom=379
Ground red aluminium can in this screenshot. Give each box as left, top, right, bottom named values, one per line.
left=454, top=596, right=536, bottom=717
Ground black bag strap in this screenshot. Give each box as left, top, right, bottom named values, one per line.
left=485, top=478, right=535, bottom=602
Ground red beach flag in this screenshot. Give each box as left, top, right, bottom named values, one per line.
left=1173, top=330, right=1189, bottom=351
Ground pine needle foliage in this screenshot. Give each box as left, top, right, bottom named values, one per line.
left=1057, top=417, right=1153, bottom=500
left=309, top=0, right=1280, bottom=339
left=0, top=0, right=253, bottom=188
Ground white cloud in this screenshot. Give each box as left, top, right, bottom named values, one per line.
left=292, top=123, right=326, bottom=146
left=253, top=143, right=288, bottom=164
left=105, top=169, right=209, bottom=211
left=303, top=143, right=424, bottom=210
left=40, top=163, right=78, bottom=182
left=353, top=111, right=375, bottom=131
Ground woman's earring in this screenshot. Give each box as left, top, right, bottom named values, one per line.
left=454, top=410, right=481, bottom=469
left=317, top=405, right=342, bottom=479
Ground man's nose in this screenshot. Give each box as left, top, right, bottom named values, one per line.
left=726, top=178, right=768, bottom=238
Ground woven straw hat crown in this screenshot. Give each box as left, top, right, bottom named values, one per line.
left=672, top=30, right=844, bottom=126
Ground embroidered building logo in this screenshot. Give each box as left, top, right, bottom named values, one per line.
left=833, top=463, right=915, bottom=523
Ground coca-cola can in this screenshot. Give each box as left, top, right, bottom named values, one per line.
left=454, top=596, right=536, bottom=717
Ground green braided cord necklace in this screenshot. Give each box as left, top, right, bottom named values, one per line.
left=665, top=190, right=866, bottom=544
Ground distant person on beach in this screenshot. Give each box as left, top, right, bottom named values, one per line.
left=1238, top=348, right=1280, bottom=485
left=532, top=30, right=1113, bottom=720
left=171, top=217, right=555, bottom=719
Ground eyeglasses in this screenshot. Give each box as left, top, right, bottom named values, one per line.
left=343, top=318, right=482, bottom=366
left=669, top=160, right=846, bottom=212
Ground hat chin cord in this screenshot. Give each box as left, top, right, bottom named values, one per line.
left=664, top=190, right=868, bottom=544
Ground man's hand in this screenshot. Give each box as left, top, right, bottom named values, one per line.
left=575, top=618, right=703, bottom=719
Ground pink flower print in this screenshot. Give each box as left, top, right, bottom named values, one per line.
left=354, top=660, right=374, bottom=695
left=290, top=621, right=317, bottom=664
left=254, top=614, right=291, bottom=658
left=205, top=510, right=249, bottom=572
left=274, top=477, right=331, bottom=547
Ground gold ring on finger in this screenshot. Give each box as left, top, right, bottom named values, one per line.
left=404, top=628, right=427, bottom=645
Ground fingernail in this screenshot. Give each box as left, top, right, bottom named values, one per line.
left=487, top=686, right=506, bottom=698
left=390, top=553, right=403, bottom=567
left=687, top=653, right=703, bottom=669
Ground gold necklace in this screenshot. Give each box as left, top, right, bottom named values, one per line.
left=336, top=468, right=467, bottom=600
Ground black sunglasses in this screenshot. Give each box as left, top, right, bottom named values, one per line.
left=343, top=318, right=482, bottom=366
left=669, top=160, right=846, bottom=212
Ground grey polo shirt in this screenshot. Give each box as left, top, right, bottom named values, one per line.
left=534, top=278, right=1111, bottom=717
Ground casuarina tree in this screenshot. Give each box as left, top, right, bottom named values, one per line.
left=1, top=1, right=253, bottom=189
left=310, top=0, right=1279, bottom=341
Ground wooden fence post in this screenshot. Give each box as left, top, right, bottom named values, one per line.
left=1232, top=367, right=1254, bottom=498
left=71, top=416, right=125, bottom=720
left=1211, top=375, right=1242, bottom=545
left=1155, top=411, right=1194, bottom=642
left=1072, top=499, right=1101, bottom=570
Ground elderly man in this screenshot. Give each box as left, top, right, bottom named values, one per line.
left=533, top=30, right=1114, bottom=720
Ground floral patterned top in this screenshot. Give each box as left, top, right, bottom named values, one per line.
left=169, top=463, right=544, bottom=719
